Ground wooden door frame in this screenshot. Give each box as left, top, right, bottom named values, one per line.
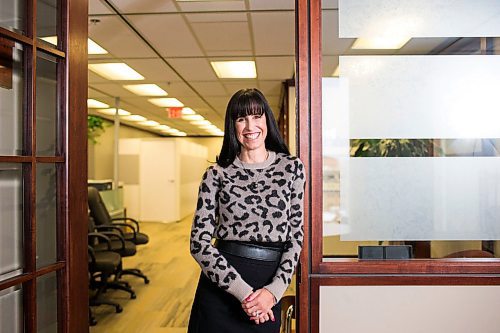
left=295, top=1, right=500, bottom=332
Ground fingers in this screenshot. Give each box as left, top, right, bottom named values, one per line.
left=268, top=309, right=275, bottom=322
left=244, top=289, right=261, bottom=304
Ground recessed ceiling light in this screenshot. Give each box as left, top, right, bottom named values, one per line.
left=88, top=63, right=144, bottom=80
left=148, top=98, right=184, bottom=108
left=139, top=120, right=160, bottom=127
left=183, top=114, right=204, bottom=121
left=173, top=132, right=187, bottom=136
left=155, top=125, right=172, bottom=131
left=191, top=120, right=212, bottom=126
left=211, top=61, right=257, bottom=79
left=182, top=108, right=196, bottom=115
left=351, top=37, right=410, bottom=50
left=122, top=115, right=147, bottom=122
left=40, top=37, right=108, bottom=54
left=87, top=99, right=109, bottom=108
left=123, top=84, right=168, bottom=96
left=97, top=108, right=131, bottom=116
left=168, top=128, right=180, bottom=134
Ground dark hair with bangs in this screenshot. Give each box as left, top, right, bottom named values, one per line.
left=217, top=88, right=290, bottom=167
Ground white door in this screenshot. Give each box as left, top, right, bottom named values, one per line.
left=139, top=140, right=179, bottom=222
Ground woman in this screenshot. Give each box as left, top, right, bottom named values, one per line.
left=188, top=88, right=305, bottom=333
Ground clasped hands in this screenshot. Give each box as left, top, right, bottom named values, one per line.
left=241, top=288, right=276, bottom=325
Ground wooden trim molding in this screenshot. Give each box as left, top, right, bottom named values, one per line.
left=64, top=0, right=88, bottom=331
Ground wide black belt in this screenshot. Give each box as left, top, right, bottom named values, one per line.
left=214, top=240, right=283, bottom=262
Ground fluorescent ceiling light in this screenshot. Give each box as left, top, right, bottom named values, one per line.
left=139, top=120, right=160, bottom=127
left=40, top=37, right=108, bottom=54
left=173, top=132, right=187, bottom=136
left=122, top=115, right=147, bottom=122
left=87, top=99, right=109, bottom=108
left=211, top=61, right=257, bottom=79
left=200, top=125, right=216, bottom=129
left=148, top=98, right=184, bottom=108
left=191, top=120, right=212, bottom=126
left=168, top=128, right=180, bottom=134
left=182, top=108, right=196, bottom=115
left=155, top=125, right=172, bottom=131
left=88, top=63, right=144, bottom=80
left=97, top=108, right=131, bottom=116
left=88, top=39, right=108, bottom=54
left=351, top=36, right=410, bottom=50
left=183, top=114, right=204, bottom=121
left=123, top=84, right=168, bottom=96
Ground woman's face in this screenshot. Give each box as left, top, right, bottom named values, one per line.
left=235, top=114, right=268, bottom=152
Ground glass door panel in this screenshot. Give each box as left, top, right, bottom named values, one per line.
left=321, top=0, right=500, bottom=260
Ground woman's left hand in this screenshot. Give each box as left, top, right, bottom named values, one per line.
left=241, top=288, right=276, bottom=320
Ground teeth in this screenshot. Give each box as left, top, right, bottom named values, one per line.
left=244, top=133, right=259, bottom=139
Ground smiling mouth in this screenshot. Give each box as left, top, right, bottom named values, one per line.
left=243, top=133, right=260, bottom=140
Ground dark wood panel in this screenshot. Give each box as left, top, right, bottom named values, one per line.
left=64, top=0, right=89, bottom=331
left=0, top=27, right=33, bottom=46
left=295, top=0, right=310, bottom=332
left=318, top=259, right=500, bottom=274
left=36, top=42, right=66, bottom=58
left=0, top=156, right=33, bottom=163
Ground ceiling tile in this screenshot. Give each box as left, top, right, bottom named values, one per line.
left=167, top=58, right=217, bottom=81
left=88, top=70, right=109, bottom=84
left=249, top=0, right=294, bottom=10
left=177, top=1, right=246, bottom=12
left=190, top=81, right=227, bottom=96
left=127, top=14, right=204, bottom=57
left=89, top=82, right=133, bottom=97
left=192, top=21, right=251, bottom=52
left=256, top=56, right=294, bottom=80
left=110, top=0, right=178, bottom=13
left=185, top=12, right=247, bottom=23
left=88, top=16, right=156, bottom=58
left=124, top=58, right=182, bottom=82
left=222, top=80, right=258, bottom=95
left=322, top=56, right=338, bottom=77
left=89, top=0, right=113, bottom=14
left=252, top=12, right=294, bottom=55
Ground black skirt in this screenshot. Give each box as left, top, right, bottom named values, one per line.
left=188, top=251, right=282, bottom=333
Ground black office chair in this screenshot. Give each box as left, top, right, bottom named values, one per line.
left=88, top=234, right=123, bottom=321
left=87, top=206, right=150, bottom=285
left=88, top=186, right=149, bottom=245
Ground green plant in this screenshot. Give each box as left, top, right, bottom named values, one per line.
left=87, top=115, right=107, bottom=144
left=350, top=139, right=440, bottom=157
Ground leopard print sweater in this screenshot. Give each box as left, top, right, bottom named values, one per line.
left=190, top=151, right=305, bottom=302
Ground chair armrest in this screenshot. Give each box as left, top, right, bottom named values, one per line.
left=111, top=217, right=140, bottom=232
left=88, top=232, right=112, bottom=250
left=100, top=231, right=126, bottom=249
left=110, top=222, right=137, bottom=238
left=88, top=245, right=96, bottom=264
left=94, top=225, right=125, bottom=237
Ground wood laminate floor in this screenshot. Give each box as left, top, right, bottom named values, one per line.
left=90, top=216, right=199, bottom=333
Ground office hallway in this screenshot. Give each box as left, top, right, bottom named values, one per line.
left=90, top=216, right=200, bottom=333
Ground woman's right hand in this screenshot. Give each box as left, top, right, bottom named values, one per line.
left=249, top=309, right=275, bottom=325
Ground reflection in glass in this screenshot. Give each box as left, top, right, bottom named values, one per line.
left=36, top=53, right=58, bottom=156
left=36, top=164, right=57, bottom=268
left=321, top=0, right=500, bottom=260
left=0, top=0, right=26, bottom=34
left=37, top=0, right=57, bottom=42
left=36, top=273, right=58, bottom=333
left=0, top=40, right=24, bottom=156
left=0, top=285, right=23, bottom=333
left=0, top=164, right=23, bottom=282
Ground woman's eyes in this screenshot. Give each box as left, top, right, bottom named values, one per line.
left=236, top=117, right=245, bottom=122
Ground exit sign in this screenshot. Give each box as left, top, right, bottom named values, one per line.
left=166, top=107, right=182, bottom=118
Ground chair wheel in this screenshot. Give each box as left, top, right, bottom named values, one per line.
left=131, top=293, right=136, bottom=299
left=144, top=279, right=150, bottom=284
left=90, top=318, right=97, bottom=326
left=116, top=305, right=123, bottom=313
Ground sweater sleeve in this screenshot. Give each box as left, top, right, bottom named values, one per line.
left=264, top=159, right=306, bottom=301
left=190, top=165, right=254, bottom=302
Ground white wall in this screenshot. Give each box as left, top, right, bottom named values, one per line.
left=320, top=285, right=500, bottom=333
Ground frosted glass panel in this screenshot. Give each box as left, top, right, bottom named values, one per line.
left=339, top=0, right=500, bottom=38
left=341, top=55, right=500, bottom=139
left=37, top=273, right=58, bottom=333
left=0, top=286, right=23, bottom=333
left=341, top=157, right=500, bottom=241
left=36, top=164, right=57, bottom=268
